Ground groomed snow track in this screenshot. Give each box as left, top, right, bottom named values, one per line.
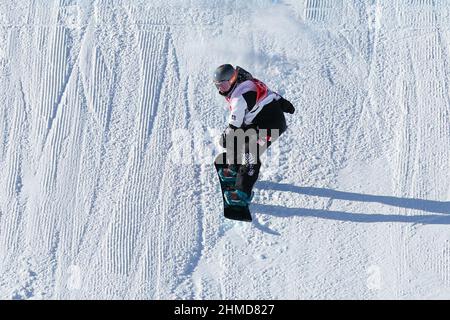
left=0, top=0, right=449, bottom=299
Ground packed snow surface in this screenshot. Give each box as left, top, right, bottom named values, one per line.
left=0, top=0, right=449, bottom=299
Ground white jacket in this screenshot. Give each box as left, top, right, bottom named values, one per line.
left=226, top=79, right=280, bottom=128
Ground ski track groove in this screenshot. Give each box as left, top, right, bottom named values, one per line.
left=1, top=80, right=27, bottom=266
left=182, top=75, right=212, bottom=300
left=96, top=10, right=179, bottom=298
left=138, top=22, right=171, bottom=299
left=72, top=35, right=114, bottom=281
left=387, top=0, right=450, bottom=297
left=14, top=3, right=84, bottom=297
left=113, top=18, right=170, bottom=294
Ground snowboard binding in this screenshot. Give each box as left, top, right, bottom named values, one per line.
left=224, top=189, right=254, bottom=207
left=218, top=165, right=238, bottom=185
left=214, top=153, right=252, bottom=222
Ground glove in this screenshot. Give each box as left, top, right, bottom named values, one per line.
left=280, top=98, right=295, bottom=114
left=219, top=131, right=227, bottom=148
left=218, top=125, right=238, bottom=148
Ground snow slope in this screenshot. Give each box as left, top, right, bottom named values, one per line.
left=0, top=0, right=449, bottom=299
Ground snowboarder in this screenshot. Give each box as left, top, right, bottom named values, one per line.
left=213, top=64, right=295, bottom=207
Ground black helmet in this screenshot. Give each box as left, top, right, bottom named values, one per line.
left=213, top=64, right=237, bottom=93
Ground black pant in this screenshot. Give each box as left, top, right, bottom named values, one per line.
left=231, top=98, right=287, bottom=196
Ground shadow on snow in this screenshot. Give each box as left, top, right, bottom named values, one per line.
left=251, top=181, right=450, bottom=235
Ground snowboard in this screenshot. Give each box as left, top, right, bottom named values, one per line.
left=214, top=152, right=252, bottom=222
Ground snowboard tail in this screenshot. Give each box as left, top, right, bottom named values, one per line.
left=214, top=153, right=252, bottom=222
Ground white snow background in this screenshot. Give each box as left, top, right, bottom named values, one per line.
left=0, top=0, right=449, bottom=299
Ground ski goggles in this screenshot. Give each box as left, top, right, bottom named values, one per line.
left=214, top=80, right=233, bottom=93
left=214, top=70, right=238, bottom=93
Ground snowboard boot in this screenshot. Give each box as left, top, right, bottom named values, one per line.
left=218, top=165, right=238, bottom=185
left=224, top=189, right=254, bottom=207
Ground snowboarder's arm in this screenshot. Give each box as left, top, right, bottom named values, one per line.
left=219, top=95, right=247, bottom=148
left=280, top=97, right=295, bottom=114
left=219, top=93, right=255, bottom=148
left=228, top=96, right=247, bottom=128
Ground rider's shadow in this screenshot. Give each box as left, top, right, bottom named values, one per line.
left=251, top=181, right=450, bottom=235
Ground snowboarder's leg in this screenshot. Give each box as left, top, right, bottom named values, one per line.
left=215, top=152, right=252, bottom=221
left=231, top=101, right=287, bottom=203
left=253, top=98, right=288, bottom=135
left=218, top=133, right=241, bottom=185
left=229, top=133, right=261, bottom=203
left=235, top=151, right=261, bottom=197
